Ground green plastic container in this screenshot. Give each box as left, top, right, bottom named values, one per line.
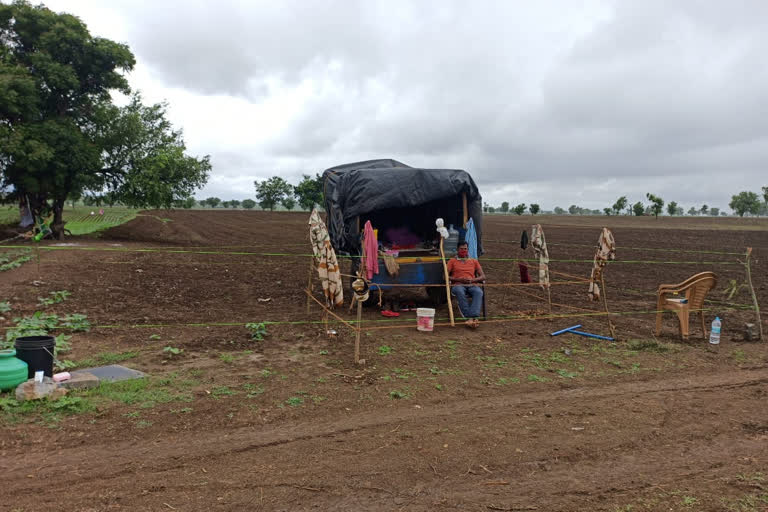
left=0, top=349, right=29, bottom=391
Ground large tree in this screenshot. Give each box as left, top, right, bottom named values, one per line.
left=293, top=173, right=323, bottom=211
left=255, top=176, right=292, bottom=211
left=645, top=193, right=664, bottom=219
left=529, top=203, right=540, bottom=215
left=612, top=196, right=628, bottom=215
left=0, top=2, right=209, bottom=238
left=729, top=191, right=761, bottom=217
left=666, top=201, right=678, bottom=216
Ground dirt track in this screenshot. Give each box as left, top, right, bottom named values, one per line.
left=1, top=211, right=767, bottom=511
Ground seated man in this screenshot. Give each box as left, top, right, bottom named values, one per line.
left=447, top=241, right=485, bottom=328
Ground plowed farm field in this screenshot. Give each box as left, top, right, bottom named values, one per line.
left=1, top=210, right=767, bottom=512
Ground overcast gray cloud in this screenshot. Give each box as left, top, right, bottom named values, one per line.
left=45, top=0, right=768, bottom=211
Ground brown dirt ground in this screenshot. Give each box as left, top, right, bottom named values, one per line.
left=1, top=210, right=767, bottom=512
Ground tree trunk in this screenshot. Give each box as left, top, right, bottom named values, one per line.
left=52, top=198, right=66, bottom=240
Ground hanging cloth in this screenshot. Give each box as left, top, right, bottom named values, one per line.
left=520, top=230, right=529, bottom=250
left=309, top=209, right=344, bottom=308
left=518, top=262, right=531, bottom=283
left=465, top=218, right=478, bottom=259
left=363, top=220, right=379, bottom=279
left=588, top=227, right=616, bottom=301
left=380, top=251, right=400, bottom=276
left=530, top=224, right=550, bottom=289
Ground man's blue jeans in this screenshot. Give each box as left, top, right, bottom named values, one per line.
left=451, top=285, right=483, bottom=319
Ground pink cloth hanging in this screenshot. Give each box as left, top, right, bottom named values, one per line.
left=363, top=220, right=379, bottom=279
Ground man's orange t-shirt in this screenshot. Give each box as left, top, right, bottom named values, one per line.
left=447, top=258, right=482, bottom=282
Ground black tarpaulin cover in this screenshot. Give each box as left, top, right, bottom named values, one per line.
left=322, top=159, right=483, bottom=254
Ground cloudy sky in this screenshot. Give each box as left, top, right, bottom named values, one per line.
left=42, top=0, right=768, bottom=211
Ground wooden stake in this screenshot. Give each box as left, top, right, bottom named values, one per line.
left=745, top=247, right=763, bottom=341
left=546, top=285, right=553, bottom=315
left=600, top=274, right=617, bottom=340
left=355, top=299, right=363, bottom=364
left=306, top=257, right=314, bottom=315
left=462, top=193, right=468, bottom=227
left=439, top=238, right=456, bottom=327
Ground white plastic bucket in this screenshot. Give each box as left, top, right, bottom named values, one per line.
left=416, top=308, right=435, bottom=332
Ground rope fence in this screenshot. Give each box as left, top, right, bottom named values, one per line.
left=0, top=244, right=749, bottom=265
left=0, top=231, right=762, bottom=351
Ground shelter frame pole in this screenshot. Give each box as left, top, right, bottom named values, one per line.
left=440, top=238, right=456, bottom=327
left=745, top=247, right=763, bottom=341
left=600, top=274, right=617, bottom=340
left=355, top=300, right=363, bottom=364
left=306, top=256, right=314, bottom=315
left=546, top=285, right=553, bottom=315
left=462, top=193, right=468, bottom=228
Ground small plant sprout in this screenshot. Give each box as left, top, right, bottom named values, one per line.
left=37, top=290, right=71, bottom=307
left=163, top=346, right=184, bottom=356
left=0, top=301, right=11, bottom=313
left=246, top=322, right=268, bottom=341
left=285, top=396, right=304, bottom=407
left=60, top=313, right=90, bottom=331
left=378, top=345, right=393, bottom=355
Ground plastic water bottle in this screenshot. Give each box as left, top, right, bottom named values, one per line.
left=709, top=317, right=721, bottom=345
left=445, top=224, right=460, bottom=255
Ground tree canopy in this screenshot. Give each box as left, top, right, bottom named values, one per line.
left=0, top=1, right=210, bottom=237
left=729, top=191, right=761, bottom=217
left=612, top=196, right=628, bottom=215
left=666, top=201, right=678, bottom=216
left=645, top=193, right=664, bottom=218
left=255, top=176, right=292, bottom=211
left=293, top=174, right=323, bottom=211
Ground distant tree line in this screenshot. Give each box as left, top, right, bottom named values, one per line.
left=482, top=186, right=768, bottom=218
left=175, top=175, right=324, bottom=211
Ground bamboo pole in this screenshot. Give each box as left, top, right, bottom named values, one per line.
left=355, top=299, right=363, bottom=364
left=306, top=257, right=314, bottom=315
left=439, top=238, right=456, bottom=327
left=304, top=289, right=357, bottom=331
left=462, top=193, right=468, bottom=227
left=600, top=274, right=617, bottom=340
left=546, top=285, right=553, bottom=315
left=745, top=247, right=763, bottom=341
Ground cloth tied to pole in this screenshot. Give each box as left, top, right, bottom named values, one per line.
left=309, top=209, right=344, bottom=308
left=531, top=224, right=550, bottom=289
left=588, top=227, right=616, bottom=301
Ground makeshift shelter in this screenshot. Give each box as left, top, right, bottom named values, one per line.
left=323, top=159, right=483, bottom=255
left=322, top=159, right=483, bottom=304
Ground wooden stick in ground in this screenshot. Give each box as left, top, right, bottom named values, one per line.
left=355, top=299, right=363, bottom=364
left=600, top=274, right=617, bottom=339
left=546, top=285, right=553, bottom=316
left=745, top=247, right=763, bottom=341
left=306, top=256, right=314, bottom=315
left=304, top=289, right=357, bottom=332
left=439, top=238, right=455, bottom=327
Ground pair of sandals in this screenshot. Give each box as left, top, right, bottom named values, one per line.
left=382, top=301, right=400, bottom=317
left=381, top=301, right=417, bottom=317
